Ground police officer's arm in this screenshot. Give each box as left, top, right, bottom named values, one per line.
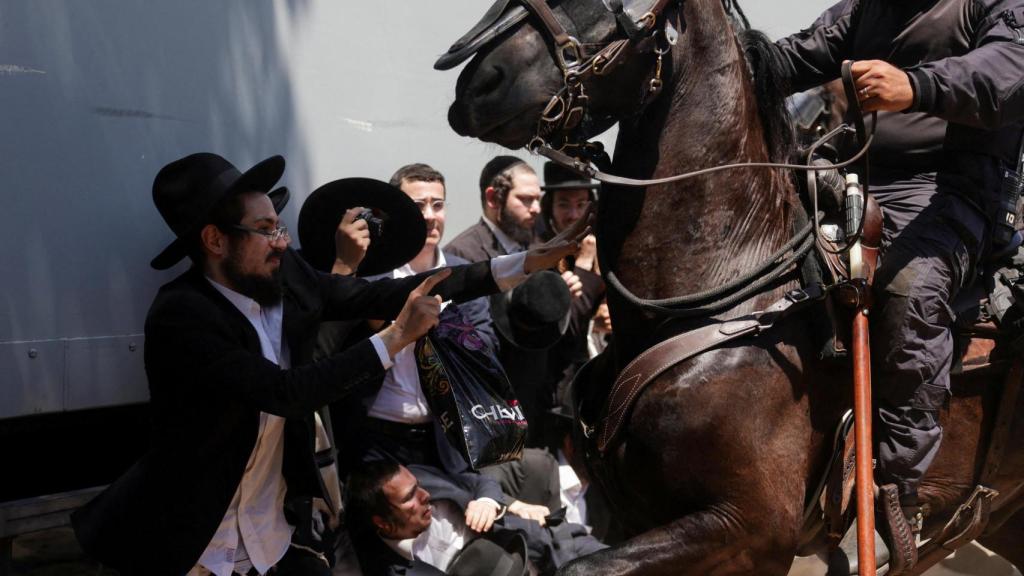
left=773, top=0, right=859, bottom=92
left=902, top=0, right=1024, bottom=129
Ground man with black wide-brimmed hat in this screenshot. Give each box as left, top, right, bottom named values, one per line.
left=70, top=152, right=590, bottom=576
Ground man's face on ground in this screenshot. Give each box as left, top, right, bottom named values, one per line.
left=400, top=179, right=446, bottom=251
left=221, top=192, right=286, bottom=305
left=499, top=168, right=541, bottom=245
left=551, top=188, right=591, bottom=233
left=379, top=466, right=433, bottom=540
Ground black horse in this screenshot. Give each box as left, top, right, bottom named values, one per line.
left=438, top=0, right=1024, bottom=573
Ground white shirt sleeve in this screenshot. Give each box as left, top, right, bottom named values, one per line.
left=476, top=497, right=503, bottom=512
left=490, top=252, right=529, bottom=292
left=369, top=334, right=395, bottom=370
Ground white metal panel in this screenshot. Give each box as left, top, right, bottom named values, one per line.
left=64, top=335, right=147, bottom=411
left=0, top=341, right=65, bottom=419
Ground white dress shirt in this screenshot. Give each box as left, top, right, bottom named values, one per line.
left=365, top=250, right=528, bottom=424
left=192, top=279, right=392, bottom=576
left=557, top=450, right=591, bottom=533
left=385, top=500, right=470, bottom=572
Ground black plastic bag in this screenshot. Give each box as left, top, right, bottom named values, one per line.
left=415, top=304, right=527, bottom=470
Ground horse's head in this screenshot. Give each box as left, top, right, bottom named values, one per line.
left=437, top=0, right=682, bottom=150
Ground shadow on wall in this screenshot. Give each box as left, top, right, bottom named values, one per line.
left=0, top=0, right=313, bottom=345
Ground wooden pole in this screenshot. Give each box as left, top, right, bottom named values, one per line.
left=852, top=306, right=876, bottom=576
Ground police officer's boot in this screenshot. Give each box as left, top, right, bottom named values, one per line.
left=825, top=484, right=918, bottom=575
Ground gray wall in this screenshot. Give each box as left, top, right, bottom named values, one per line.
left=0, top=0, right=834, bottom=418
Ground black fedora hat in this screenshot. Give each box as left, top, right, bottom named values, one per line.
left=448, top=531, right=528, bottom=576
left=150, top=153, right=287, bottom=270
left=297, top=177, right=426, bottom=277
left=540, top=161, right=600, bottom=192
left=491, top=271, right=571, bottom=351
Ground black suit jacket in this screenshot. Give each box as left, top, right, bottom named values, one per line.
left=71, top=249, right=498, bottom=576
left=445, top=219, right=509, bottom=263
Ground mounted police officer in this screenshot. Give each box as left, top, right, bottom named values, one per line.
left=773, top=0, right=1024, bottom=572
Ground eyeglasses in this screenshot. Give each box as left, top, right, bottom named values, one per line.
left=232, top=224, right=291, bottom=243
left=413, top=200, right=446, bottom=214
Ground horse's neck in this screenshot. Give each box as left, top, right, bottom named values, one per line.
left=609, top=7, right=796, bottom=316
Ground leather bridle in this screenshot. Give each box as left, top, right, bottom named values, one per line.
left=514, top=0, right=876, bottom=198
left=513, top=0, right=682, bottom=152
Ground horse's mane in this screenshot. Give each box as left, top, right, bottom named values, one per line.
left=739, top=29, right=794, bottom=164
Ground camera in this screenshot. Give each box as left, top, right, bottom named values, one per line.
left=355, top=208, right=385, bottom=241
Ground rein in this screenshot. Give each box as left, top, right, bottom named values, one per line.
left=532, top=126, right=874, bottom=189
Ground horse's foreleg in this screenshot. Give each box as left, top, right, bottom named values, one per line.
left=557, top=504, right=797, bottom=576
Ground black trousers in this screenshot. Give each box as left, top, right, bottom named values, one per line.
left=870, top=169, right=991, bottom=502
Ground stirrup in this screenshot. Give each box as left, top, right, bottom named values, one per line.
left=875, top=484, right=918, bottom=575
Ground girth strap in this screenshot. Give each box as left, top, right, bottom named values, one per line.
left=596, top=284, right=827, bottom=453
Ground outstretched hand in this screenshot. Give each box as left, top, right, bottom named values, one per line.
left=848, top=60, right=914, bottom=113
left=524, top=205, right=595, bottom=274
left=378, top=268, right=451, bottom=357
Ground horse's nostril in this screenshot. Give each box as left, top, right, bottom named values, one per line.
left=473, top=65, right=506, bottom=99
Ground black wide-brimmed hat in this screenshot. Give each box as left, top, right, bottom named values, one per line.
left=448, top=531, right=528, bottom=576
left=491, top=271, right=571, bottom=351
left=541, top=161, right=600, bottom=192
left=297, top=177, right=426, bottom=276
left=150, top=153, right=288, bottom=270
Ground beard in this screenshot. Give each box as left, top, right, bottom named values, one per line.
left=222, top=247, right=283, bottom=307
left=497, top=205, right=534, bottom=247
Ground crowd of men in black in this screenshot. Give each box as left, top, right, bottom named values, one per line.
left=72, top=151, right=615, bottom=576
